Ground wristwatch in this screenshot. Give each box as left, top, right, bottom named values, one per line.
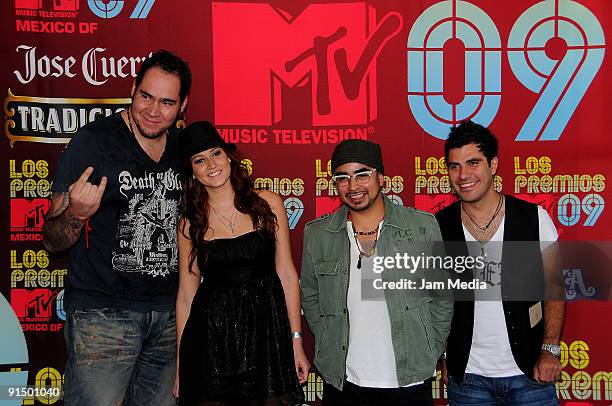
left=541, top=344, right=561, bottom=358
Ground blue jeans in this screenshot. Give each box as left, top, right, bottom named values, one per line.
left=448, top=373, right=558, bottom=406
left=64, top=308, right=176, bottom=406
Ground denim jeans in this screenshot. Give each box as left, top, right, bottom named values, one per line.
left=64, top=308, right=176, bottom=406
left=448, top=373, right=558, bottom=406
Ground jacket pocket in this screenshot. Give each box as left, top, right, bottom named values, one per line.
left=419, top=306, right=434, bottom=354
left=403, top=296, right=435, bottom=355
left=314, top=317, right=329, bottom=359
left=314, top=260, right=342, bottom=315
left=401, top=292, right=432, bottom=311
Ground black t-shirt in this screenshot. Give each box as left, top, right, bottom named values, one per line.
left=52, top=113, right=182, bottom=312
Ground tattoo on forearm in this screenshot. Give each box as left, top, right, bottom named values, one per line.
left=65, top=211, right=84, bottom=229
left=61, top=193, right=69, bottom=212
left=46, top=192, right=70, bottom=219
left=42, top=192, right=84, bottom=253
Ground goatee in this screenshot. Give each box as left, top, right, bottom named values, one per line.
left=135, top=122, right=167, bottom=139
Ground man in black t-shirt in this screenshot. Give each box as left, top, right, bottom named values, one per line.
left=43, top=50, right=191, bottom=406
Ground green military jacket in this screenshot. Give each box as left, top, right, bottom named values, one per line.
left=300, top=194, right=453, bottom=389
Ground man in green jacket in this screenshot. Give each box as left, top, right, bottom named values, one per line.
left=301, top=139, right=453, bottom=405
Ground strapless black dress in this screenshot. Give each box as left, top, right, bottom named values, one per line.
left=179, top=231, right=304, bottom=405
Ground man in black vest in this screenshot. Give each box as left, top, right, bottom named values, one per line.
left=435, top=121, right=564, bottom=405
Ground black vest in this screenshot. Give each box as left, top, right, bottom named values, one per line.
left=435, top=195, right=544, bottom=382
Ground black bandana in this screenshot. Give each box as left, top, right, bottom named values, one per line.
left=331, top=139, right=384, bottom=174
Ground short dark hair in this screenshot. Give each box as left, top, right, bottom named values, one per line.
left=444, top=120, right=498, bottom=163
left=135, top=49, right=192, bottom=102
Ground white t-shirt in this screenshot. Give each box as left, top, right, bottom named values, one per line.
left=344, top=221, right=426, bottom=388
left=463, top=206, right=558, bottom=377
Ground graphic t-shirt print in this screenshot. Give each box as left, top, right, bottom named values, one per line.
left=112, top=168, right=181, bottom=277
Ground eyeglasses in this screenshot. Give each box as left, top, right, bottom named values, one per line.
left=332, top=169, right=377, bottom=186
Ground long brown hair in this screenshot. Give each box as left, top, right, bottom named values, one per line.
left=180, top=147, right=277, bottom=273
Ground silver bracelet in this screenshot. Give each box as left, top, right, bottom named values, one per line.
left=291, top=331, right=303, bottom=340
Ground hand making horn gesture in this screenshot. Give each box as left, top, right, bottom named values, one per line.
left=67, top=166, right=108, bottom=221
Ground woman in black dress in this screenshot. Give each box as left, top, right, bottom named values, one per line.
left=173, top=121, right=308, bottom=405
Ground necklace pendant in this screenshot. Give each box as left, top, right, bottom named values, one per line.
left=357, top=254, right=362, bottom=270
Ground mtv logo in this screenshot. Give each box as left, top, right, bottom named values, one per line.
left=53, top=0, right=79, bottom=11
left=10, top=198, right=50, bottom=228
left=212, top=2, right=402, bottom=126
left=11, top=289, right=58, bottom=319
left=414, top=194, right=457, bottom=214
left=15, top=0, right=42, bottom=9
